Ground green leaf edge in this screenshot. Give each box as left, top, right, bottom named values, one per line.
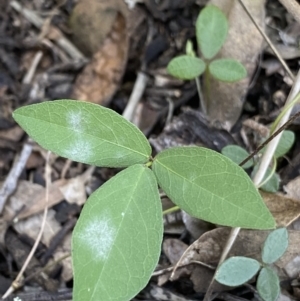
left=152, top=146, right=276, bottom=230
left=72, top=164, right=163, bottom=301
left=167, top=55, right=206, bottom=80
left=209, top=59, right=247, bottom=82
left=257, top=267, right=280, bottom=301
left=221, top=145, right=253, bottom=169
left=196, top=5, right=228, bottom=60
left=216, top=256, right=260, bottom=287
left=13, top=99, right=152, bottom=168
left=262, top=228, right=289, bottom=264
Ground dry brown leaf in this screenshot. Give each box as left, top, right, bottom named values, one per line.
left=158, top=239, right=190, bottom=285
left=0, top=126, right=23, bottom=141
left=5, top=168, right=93, bottom=220
left=284, top=176, right=300, bottom=200
left=3, top=180, right=52, bottom=220
left=26, top=151, right=45, bottom=169
left=14, top=209, right=61, bottom=247
left=163, top=239, right=188, bottom=265
left=182, top=211, right=214, bottom=240
left=262, top=191, right=300, bottom=227
left=3, top=180, right=65, bottom=221
left=206, top=0, right=265, bottom=130
left=59, top=166, right=94, bottom=205
left=131, top=103, right=161, bottom=136
left=70, top=0, right=129, bottom=106
left=3, top=181, right=60, bottom=246
left=69, top=0, right=128, bottom=57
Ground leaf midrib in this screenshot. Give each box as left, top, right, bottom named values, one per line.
left=92, top=165, right=146, bottom=300
left=155, top=159, right=267, bottom=222
left=15, top=113, right=150, bottom=160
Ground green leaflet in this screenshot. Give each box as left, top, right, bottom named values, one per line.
left=262, top=228, right=288, bottom=264
left=72, top=164, right=163, bottom=301
left=275, top=130, right=295, bottom=158
left=196, top=5, right=228, bottom=59
left=221, top=145, right=253, bottom=169
left=260, top=130, right=295, bottom=159
left=252, top=166, right=280, bottom=193
left=257, top=267, right=280, bottom=301
left=216, top=257, right=260, bottom=286
left=209, top=59, right=247, bottom=82
left=167, top=55, right=206, bottom=80
left=152, top=147, right=275, bottom=229
left=13, top=100, right=151, bottom=167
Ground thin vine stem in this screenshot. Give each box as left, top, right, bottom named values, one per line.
left=239, top=110, right=300, bottom=167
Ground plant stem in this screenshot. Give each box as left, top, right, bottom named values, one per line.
left=163, top=206, right=180, bottom=215
left=270, top=92, right=300, bottom=133
left=253, top=70, right=300, bottom=185
left=257, top=157, right=277, bottom=189
left=195, top=77, right=206, bottom=114
left=202, top=67, right=211, bottom=113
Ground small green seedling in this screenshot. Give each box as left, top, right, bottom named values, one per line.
left=167, top=5, right=247, bottom=111
left=221, top=130, right=295, bottom=193
left=216, top=228, right=289, bottom=301
left=12, top=100, right=276, bottom=301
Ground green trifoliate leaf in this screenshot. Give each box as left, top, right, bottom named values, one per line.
left=216, top=257, right=260, bottom=286
left=196, top=5, right=228, bottom=59
left=209, top=59, right=247, bottom=82
left=275, top=130, right=295, bottom=158
left=152, top=146, right=275, bottom=229
left=262, top=228, right=288, bottom=264
left=167, top=55, right=206, bottom=80
left=72, top=164, right=163, bottom=301
left=257, top=267, right=280, bottom=301
left=13, top=100, right=151, bottom=167
left=221, top=145, right=253, bottom=168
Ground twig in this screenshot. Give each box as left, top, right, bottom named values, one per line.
left=278, top=0, right=300, bottom=25
left=61, top=159, right=72, bottom=179
left=238, top=0, right=294, bottom=81
left=122, top=70, right=148, bottom=122
left=0, top=143, right=32, bottom=214
left=2, top=151, right=51, bottom=299
left=40, top=218, right=76, bottom=265
left=122, top=17, right=155, bottom=123
left=165, top=98, right=174, bottom=126
left=203, top=227, right=241, bottom=301
left=22, top=51, right=43, bottom=85
left=152, top=260, right=215, bottom=277
left=169, top=235, right=217, bottom=280
left=239, top=110, right=300, bottom=167
left=9, top=1, right=86, bottom=61
left=253, top=70, right=300, bottom=185
left=195, top=77, right=206, bottom=114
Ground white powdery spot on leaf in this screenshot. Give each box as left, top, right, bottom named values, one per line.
left=75, top=212, right=117, bottom=262
left=67, top=110, right=83, bottom=129
left=63, top=139, right=92, bottom=162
